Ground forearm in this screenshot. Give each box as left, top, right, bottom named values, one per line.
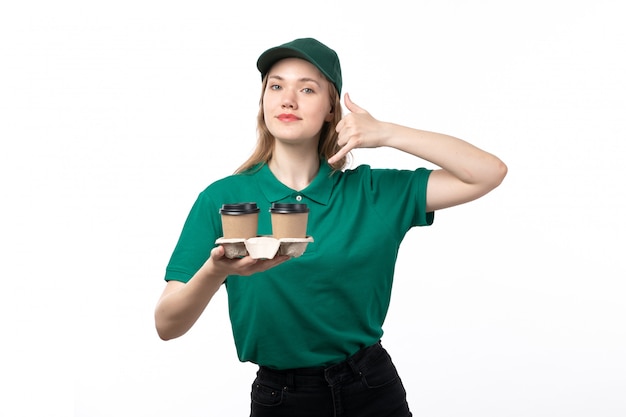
left=155, top=245, right=290, bottom=340
left=382, top=122, right=506, bottom=186
left=154, top=262, right=226, bottom=340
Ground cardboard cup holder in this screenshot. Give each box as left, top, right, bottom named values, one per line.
left=215, top=236, right=314, bottom=259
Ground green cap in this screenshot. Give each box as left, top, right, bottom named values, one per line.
left=256, top=38, right=342, bottom=94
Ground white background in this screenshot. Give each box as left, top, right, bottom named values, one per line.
left=1, top=1, right=625, bottom=416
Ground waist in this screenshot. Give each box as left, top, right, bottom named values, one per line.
left=257, top=341, right=384, bottom=386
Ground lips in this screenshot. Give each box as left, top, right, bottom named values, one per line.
left=277, top=114, right=301, bottom=122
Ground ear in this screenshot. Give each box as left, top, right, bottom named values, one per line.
left=324, top=106, right=334, bottom=122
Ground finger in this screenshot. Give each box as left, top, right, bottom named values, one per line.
left=335, top=117, right=345, bottom=133
left=267, top=255, right=291, bottom=267
left=328, top=142, right=352, bottom=165
left=344, top=93, right=367, bottom=114
left=238, top=255, right=259, bottom=266
left=240, top=255, right=289, bottom=275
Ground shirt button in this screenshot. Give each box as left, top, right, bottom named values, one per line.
left=296, top=195, right=303, bottom=201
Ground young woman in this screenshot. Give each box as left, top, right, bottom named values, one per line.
left=155, top=37, right=507, bottom=416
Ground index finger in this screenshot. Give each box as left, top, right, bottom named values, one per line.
left=328, top=143, right=352, bottom=165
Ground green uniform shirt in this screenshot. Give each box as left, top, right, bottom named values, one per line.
left=165, top=161, right=434, bottom=369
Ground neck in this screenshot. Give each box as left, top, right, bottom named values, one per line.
left=269, top=144, right=320, bottom=191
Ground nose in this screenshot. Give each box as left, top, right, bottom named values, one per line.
left=281, top=89, right=297, bottom=109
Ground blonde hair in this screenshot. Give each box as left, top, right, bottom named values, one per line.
left=235, top=75, right=347, bottom=174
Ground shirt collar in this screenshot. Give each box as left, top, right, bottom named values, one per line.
left=255, top=161, right=335, bottom=205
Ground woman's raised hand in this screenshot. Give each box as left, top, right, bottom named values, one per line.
left=328, top=93, right=390, bottom=165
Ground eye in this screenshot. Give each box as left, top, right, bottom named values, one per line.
left=269, top=84, right=281, bottom=91
left=302, top=87, right=314, bottom=94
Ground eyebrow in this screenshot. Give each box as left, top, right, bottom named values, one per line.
left=268, top=75, right=322, bottom=87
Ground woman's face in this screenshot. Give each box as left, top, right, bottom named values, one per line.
left=262, top=58, right=334, bottom=146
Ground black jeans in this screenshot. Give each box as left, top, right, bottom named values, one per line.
left=250, top=341, right=412, bottom=417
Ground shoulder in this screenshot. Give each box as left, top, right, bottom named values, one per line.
left=201, top=170, right=259, bottom=194
left=339, top=164, right=373, bottom=179
left=185, top=172, right=261, bottom=214
left=340, top=164, right=431, bottom=181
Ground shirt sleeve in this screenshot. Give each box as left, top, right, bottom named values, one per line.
left=164, top=188, right=222, bottom=283
left=367, top=166, right=434, bottom=233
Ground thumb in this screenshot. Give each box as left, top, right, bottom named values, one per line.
left=211, top=244, right=226, bottom=259
left=344, top=92, right=367, bottom=114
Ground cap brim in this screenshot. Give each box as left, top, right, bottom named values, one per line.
left=256, top=47, right=330, bottom=82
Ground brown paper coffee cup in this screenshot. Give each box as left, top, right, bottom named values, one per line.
left=270, top=203, right=309, bottom=239
left=220, top=203, right=260, bottom=239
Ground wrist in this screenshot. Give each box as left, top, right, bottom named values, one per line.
left=199, top=256, right=229, bottom=286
